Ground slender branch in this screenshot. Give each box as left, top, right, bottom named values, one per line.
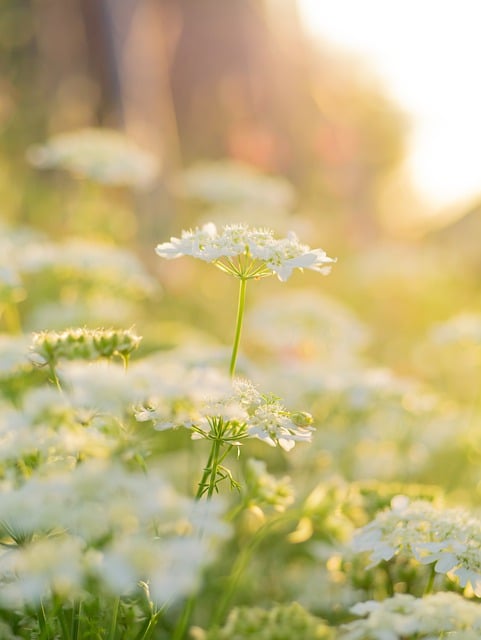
left=229, top=278, right=247, bottom=378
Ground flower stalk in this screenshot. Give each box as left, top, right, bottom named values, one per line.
left=229, top=277, right=247, bottom=378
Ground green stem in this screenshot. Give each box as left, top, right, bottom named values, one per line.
left=424, top=563, right=436, bottom=595
left=56, top=606, right=70, bottom=639
left=48, top=362, right=62, bottom=393
left=174, top=438, right=226, bottom=638
left=71, top=600, right=81, bottom=640
left=210, top=510, right=296, bottom=627
left=195, top=444, right=216, bottom=500
left=37, top=602, right=51, bottom=640
left=171, top=595, right=196, bottom=640
left=107, top=597, right=120, bottom=640
left=207, top=438, right=222, bottom=498
left=229, top=278, right=247, bottom=378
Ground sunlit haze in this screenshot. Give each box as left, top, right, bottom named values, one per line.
left=298, top=0, right=481, bottom=212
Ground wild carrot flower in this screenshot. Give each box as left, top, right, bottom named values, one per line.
left=352, top=498, right=481, bottom=594
left=341, top=592, right=481, bottom=639
left=0, top=461, right=228, bottom=607
left=135, top=377, right=314, bottom=453
left=27, top=128, right=159, bottom=188
left=155, top=223, right=334, bottom=282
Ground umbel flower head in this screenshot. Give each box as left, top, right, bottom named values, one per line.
left=155, top=223, right=335, bottom=281
left=341, top=592, right=481, bottom=639
left=352, top=497, right=481, bottom=595
left=136, top=377, right=314, bottom=452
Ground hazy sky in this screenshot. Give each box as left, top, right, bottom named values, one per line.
left=297, top=0, right=481, bottom=211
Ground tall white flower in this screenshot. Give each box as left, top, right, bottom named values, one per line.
left=155, top=223, right=335, bottom=282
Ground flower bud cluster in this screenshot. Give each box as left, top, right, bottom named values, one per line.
left=30, top=328, right=142, bottom=367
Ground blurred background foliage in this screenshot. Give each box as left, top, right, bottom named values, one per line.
left=1, top=0, right=481, bottom=500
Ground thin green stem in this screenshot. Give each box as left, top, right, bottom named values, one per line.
left=56, top=606, right=70, bottom=639
left=171, top=594, right=196, bottom=640
left=195, top=444, right=216, bottom=500
left=229, top=278, right=247, bottom=378
left=210, top=509, right=298, bottom=627
left=48, top=362, right=63, bottom=393
left=107, top=597, right=120, bottom=640
left=424, top=563, right=436, bottom=595
left=175, top=437, right=228, bottom=638
left=71, top=600, right=81, bottom=640
left=207, top=438, right=222, bottom=498
left=37, top=601, right=51, bottom=640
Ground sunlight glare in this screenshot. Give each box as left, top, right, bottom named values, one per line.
left=297, top=0, right=481, bottom=210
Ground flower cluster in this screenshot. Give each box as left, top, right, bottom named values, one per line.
left=340, top=592, right=481, bottom=639
left=27, top=128, right=159, bottom=188
left=30, top=328, right=142, bottom=367
left=0, top=461, right=228, bottom=607
left=155, top=223, right=335, bottom=282
left=136, top=378, right=314, bottom=452
left=352, top=498, right=481, bottom=594
left=178, top=160, right=296, bottom=209
left=197, top=602, right=333, bottom=640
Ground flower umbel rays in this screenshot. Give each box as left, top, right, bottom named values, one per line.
left=155, top=223, right=335, bottom=282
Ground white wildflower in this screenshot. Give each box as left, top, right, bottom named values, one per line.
left=155, top=223, right=335, bottom=282
left=27, top=128, right=159, bottom=188
left=341, top=592, right=481, bottom=639
left=0, top=461, right=229, bottom=606
left=353, top=499, right=481, bottom=593
left=136, top=377, right=314, bottom=451
left=177, top=161, right=296, bottom=209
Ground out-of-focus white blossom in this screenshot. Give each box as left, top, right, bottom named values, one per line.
left=177, top=161, right=296, bottom=209
left=353, top=498, right=481, bottom=594
left=156, top=223, right=335, bottom=282
left=428, top=312, right=481, bottom=345
left=244, top=458, right=294, bottom=511
left=27, top=128, right=160, bottom=188
left=0, top=461, right=229, bottom=607
left=0, top=334, right=32, bottom=376
left=246, top=290, right=369, bottom=367
left=18, top=238, right=157, bottom=296
left=341, top=592, right=481, bottom=639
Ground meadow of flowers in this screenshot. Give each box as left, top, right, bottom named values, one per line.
left=1, top=133, right=481, bottom=639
